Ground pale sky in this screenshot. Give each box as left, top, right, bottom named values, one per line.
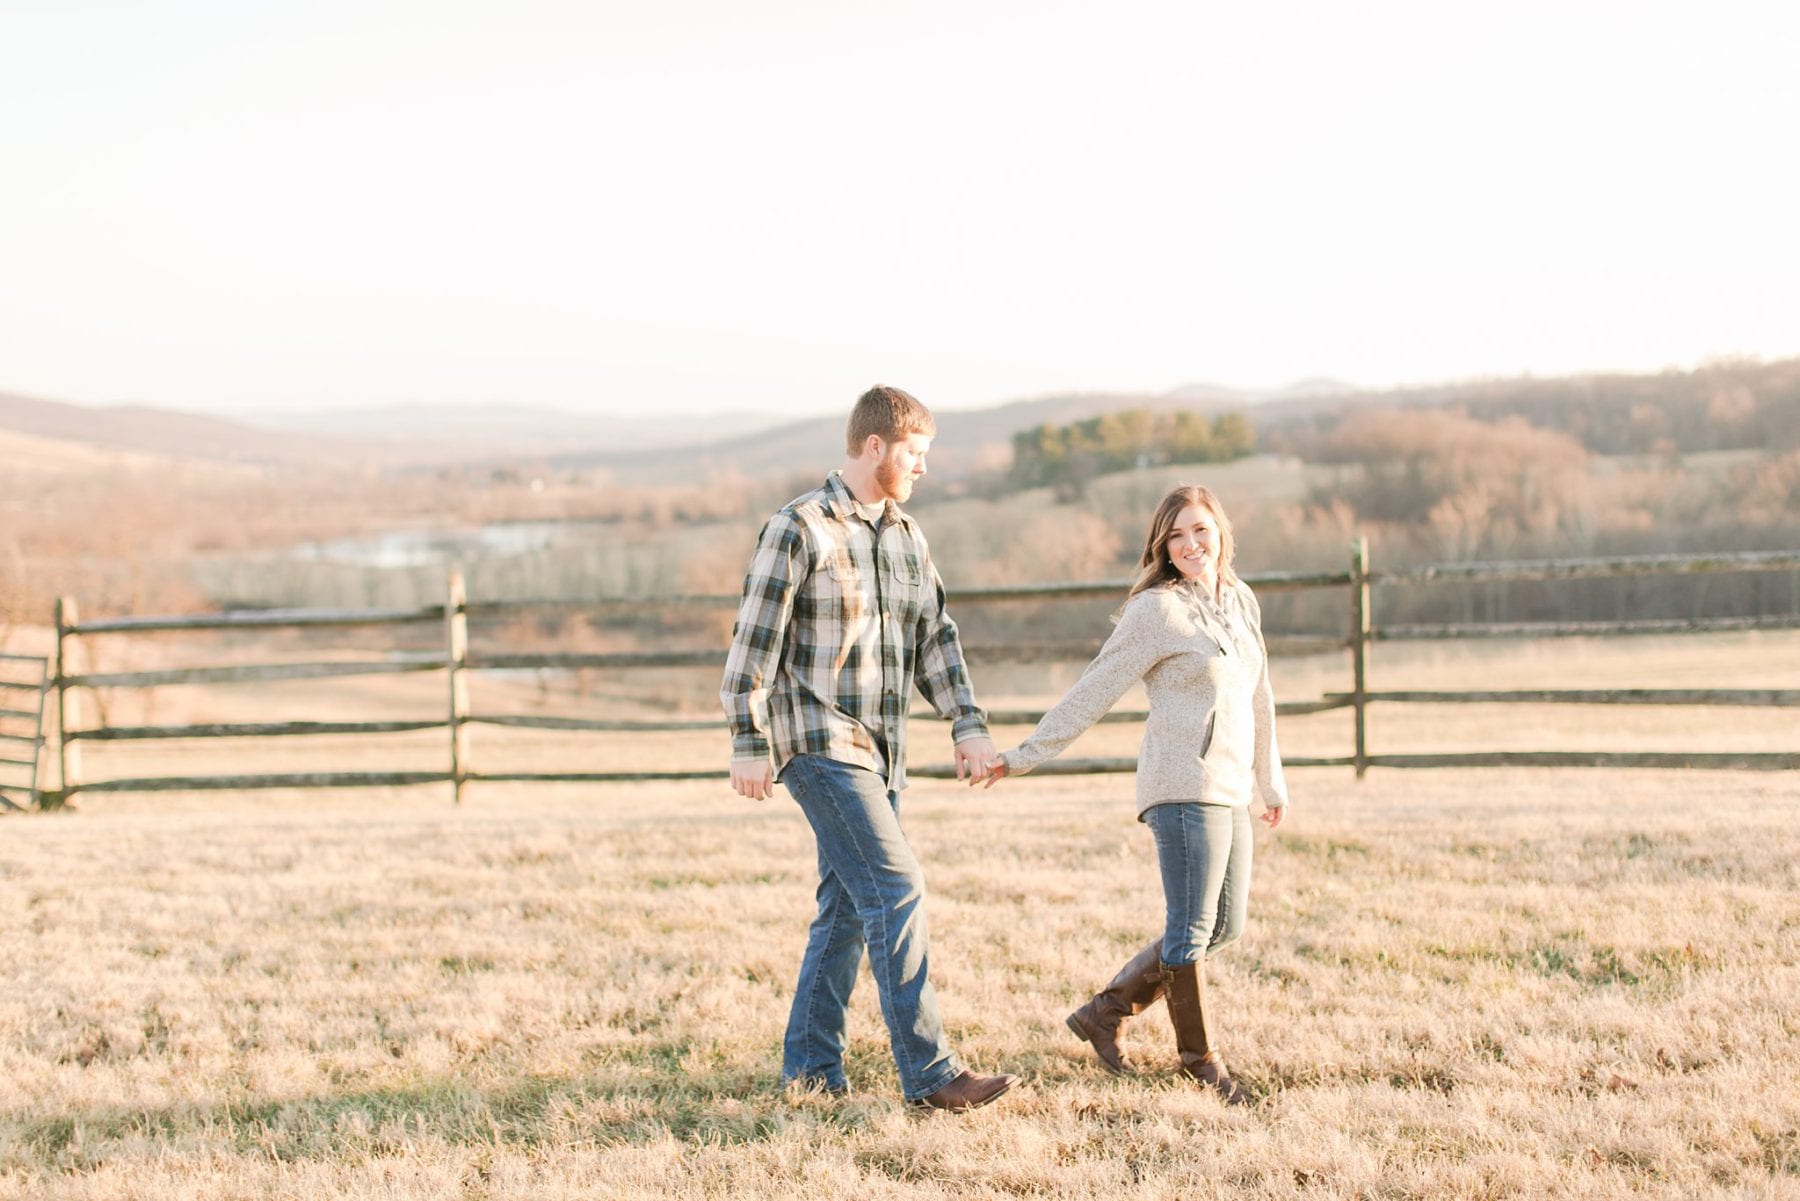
left=2, top=1, right=1796, bottom=420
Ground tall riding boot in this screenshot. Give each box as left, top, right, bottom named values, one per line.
left=1065, top=939, right=1164, bottom=1074
left=1160, top=960, right=1250, bottom=1105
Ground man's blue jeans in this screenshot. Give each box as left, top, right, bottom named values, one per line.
left=779, top=754, right=961, bottom=1100
left=1143, top=801, right=1253, bottom=964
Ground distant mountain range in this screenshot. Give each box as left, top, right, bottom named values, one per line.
left=36, top=362, right=1783, bottom=482
left=253, top=402, right=790, bottom=458
left=0, top=392, right=795, bottom=470
left=10, top=360, right=1792, bottom=486
left=0, top=390, right=364, bottom=467
left=512, top=380, right=1364, bottom=484
left=0, top=381, right=1360, bottom=477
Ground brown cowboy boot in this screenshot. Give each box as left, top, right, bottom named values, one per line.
left=909, top=1069, right=1020, bottom=1113
left=1065, top=938, right=1165, bottom=1074
left=1160, top=960, right=1251, bottom=1106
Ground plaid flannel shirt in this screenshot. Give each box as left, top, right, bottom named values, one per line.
left=720, top=471, right=989, bottom=791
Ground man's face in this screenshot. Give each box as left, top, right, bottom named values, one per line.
left=874, top=433, right=933, bottom=503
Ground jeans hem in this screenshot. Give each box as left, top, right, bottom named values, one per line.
left=902, top=1060, right=963, bottom=1103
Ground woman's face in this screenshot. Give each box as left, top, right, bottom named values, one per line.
left=1165, top=503, right=1220, bottom=582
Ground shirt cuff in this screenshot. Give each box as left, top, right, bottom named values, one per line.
left=731, top=735, right=770, bottom=760
left=950, top=716, right=991, bottom=745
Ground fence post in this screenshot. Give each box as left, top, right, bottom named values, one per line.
left=30, top=655, right=49, bottom=811
left=1350, top=536, right=1371, bottom=779
left=53, top=596, right=81, bottom=808
left=446, top=570, right=471, bottom=803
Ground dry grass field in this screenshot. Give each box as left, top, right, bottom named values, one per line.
left=2, top=635, right=1797, bottom=1199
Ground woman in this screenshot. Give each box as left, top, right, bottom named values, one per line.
left=977, top=484, right=1287, bottom=1104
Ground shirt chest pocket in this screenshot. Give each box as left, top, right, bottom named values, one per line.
left=823, top=549, right=858, bottom=583
left=882, top=557, right=924, bottom=624
left=818, top=550, right=867, bottom=622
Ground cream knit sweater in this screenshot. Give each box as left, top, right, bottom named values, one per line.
left=1001, top=578, right=1289, bottom=816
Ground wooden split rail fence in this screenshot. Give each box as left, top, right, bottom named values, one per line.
left=0, top=652, right=51, bottom=811
left=28, top=544, right=1800, bottom=809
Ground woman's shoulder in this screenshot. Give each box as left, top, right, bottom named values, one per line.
left=1119, top=584, right=1189, bottom=627
left=1126, top=583, right=1182, bottom=609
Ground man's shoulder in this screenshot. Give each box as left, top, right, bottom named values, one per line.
left=774, top=479, right=833, bottom=519
left=763, top=479, right=841, bottom=536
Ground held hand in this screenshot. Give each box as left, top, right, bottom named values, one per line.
left=730, top=759, right=775, bottom=801
left=1261, top=805, right=1284, bottom=829
left=980, top=758, right=1009, bottom=789
left=954, top=735, right=999, bottom=784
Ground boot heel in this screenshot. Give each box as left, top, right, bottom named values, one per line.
left=1065, top=1013, right=1091, bottom=1043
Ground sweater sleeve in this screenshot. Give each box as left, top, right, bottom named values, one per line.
left=1003, top=591, right=1171, bottom=776
left=1241, top=584, right=1290, bottom=810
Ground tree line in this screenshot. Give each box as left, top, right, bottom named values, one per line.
left=1008, top=408, right=1255, bottom=495
left=1266, top=357, right=1800, bottom=459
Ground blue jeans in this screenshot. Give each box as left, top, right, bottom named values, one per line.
left=1143, top=802, right=1252, bottom=964
left=779, top=754, right=960, bottom=1100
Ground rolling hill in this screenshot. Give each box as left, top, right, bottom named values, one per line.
left=0, top=391, right=365, bottom=468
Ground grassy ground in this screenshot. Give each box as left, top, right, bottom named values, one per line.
left=2, top=763, right=1797, bottom=1200
left=2, top=631, right=1796, bottom=1198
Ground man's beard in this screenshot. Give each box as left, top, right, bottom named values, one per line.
left=875, top=454, right=907, bottom=500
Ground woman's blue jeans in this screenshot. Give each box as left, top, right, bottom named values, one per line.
left=778, top=754, right=960, bottom=1101
left=1143, top=801, right=1252, bottom=964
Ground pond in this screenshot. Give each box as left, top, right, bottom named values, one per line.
left=291, top=521, right=603, bottom=568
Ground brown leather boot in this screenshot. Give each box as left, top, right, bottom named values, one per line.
left=1160, top=960, right=1251, bottom=1106
left=1065, top=938, right=1165, bottom=1074
left=909, top=1069, right=1020, bottom=1112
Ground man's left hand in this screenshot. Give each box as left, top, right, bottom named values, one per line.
left=954, top=735, right=1000, bottom=783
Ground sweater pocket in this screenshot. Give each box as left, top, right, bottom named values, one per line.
left=1197, top=712, right=1217, bottom=759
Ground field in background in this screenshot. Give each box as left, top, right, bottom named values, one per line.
left=7, top=355, right=1796, bottom=639
left=1, top=636, right=1797, bottom=1199
left=11, top=439, right=1793, bottom=630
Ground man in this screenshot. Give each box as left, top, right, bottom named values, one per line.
left=720, top=385, right=1019, bottom=1112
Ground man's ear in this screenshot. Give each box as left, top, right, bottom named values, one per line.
left=861, top=434, right=886, bottom=461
